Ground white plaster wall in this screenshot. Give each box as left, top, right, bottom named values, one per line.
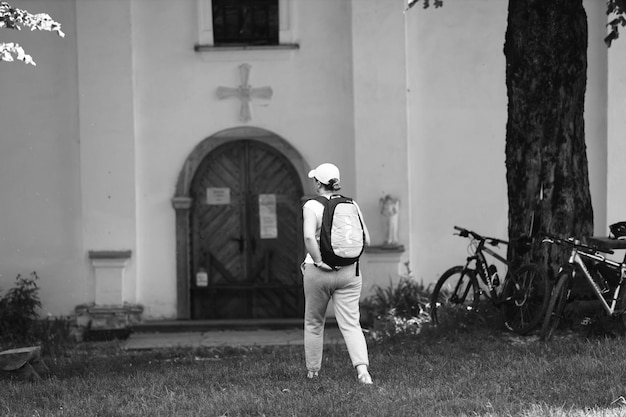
left=406, top=0, right=509, bottom=285
left=0, top=0, right=615, bottom=318
left=128, top=0, right=612, bottom=318
left=406, top=0, right=609, bottom=286
left=607, top=12, right=626, bottom=230
left=76, top=0, right=138, bottom=305
left=352, top=0, right=411, bottom=293
left=0, top=0, right=84, bottom=315
left=131, top=0, right=356, bottom=318
left=586, top=0, right=609, bottom=235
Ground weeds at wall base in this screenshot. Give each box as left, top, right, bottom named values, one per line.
left=361, top=270, right=508, bottom=343
left=0, top=272, right=77, bottom=353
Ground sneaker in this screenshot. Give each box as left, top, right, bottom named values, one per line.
left=357, top=371, right=373, bottom=385
left=306, top=371, right=319, bottom=379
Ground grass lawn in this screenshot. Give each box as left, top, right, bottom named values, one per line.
left=3, top=325, right=626, bottom=417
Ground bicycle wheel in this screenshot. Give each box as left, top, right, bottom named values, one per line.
left=540, top=269, right=573, bottom=341
left=430, top=266, right=479, bottom=326
left=500, top=263, right=550, bottom=335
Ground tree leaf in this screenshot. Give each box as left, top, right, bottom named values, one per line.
left=605, top=28, right=620, bottom=47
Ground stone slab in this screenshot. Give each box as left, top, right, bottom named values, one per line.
left=123, top=327, right=344, bottom=350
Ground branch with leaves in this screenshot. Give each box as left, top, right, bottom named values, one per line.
left=606, top=0, right=626, bottom=46
left=405, top=0, right=625, bottom=48
left=0, top=1, right=64, bottom=66
left=404, top=0, right=443, bottom=12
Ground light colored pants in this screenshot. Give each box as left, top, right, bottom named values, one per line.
left=302, top=262, right=369, bottom=372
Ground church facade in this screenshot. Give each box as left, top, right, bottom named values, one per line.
left=1, top=0, right=624, bottom=321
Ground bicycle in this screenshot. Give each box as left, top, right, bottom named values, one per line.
left=430, top=226, right=551, bottom=334
left=539, top=230, right=626, bottom=341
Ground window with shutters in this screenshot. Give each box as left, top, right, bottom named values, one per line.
left=195, top=0, right=297, bottom=55
left=212, top=0, right=278, bottom=46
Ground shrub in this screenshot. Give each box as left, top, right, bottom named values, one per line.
left=31, top=315, right=75, bottom=354
left=427, top=298, right=502, bottom=335
left=0, top=272, right=41, bottom=343
left=0, top=272, right=76, bottom=351
left=362, top=263, right=507, bottom=342
left=362, top=263, right=432, bottom=342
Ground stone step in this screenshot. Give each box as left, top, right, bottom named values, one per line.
left=132, top=318, right=338, bottom=333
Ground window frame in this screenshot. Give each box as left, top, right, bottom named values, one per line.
left=196, top=0, right=297, bottom=50
left=211, top=0, right=279, bottom=47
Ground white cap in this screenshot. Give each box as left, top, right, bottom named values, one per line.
left=308, top=163, right=340, bottom=185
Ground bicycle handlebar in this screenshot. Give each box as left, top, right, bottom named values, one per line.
left=453, top=226, right=508, bottom=246
left=541, top=232, right=615, bottom=255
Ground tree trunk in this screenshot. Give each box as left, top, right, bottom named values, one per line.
left=504, top=0, right=593, bottom=276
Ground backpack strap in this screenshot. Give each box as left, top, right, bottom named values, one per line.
left=311, top=194, right=344, bottom=203
left=312, top=196, right=329, bottom=206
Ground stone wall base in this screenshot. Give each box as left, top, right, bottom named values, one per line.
left=73, top=304, right=144, bottom=341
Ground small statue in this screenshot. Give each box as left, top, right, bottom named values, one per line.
left=380, top=195, right=400, bottom=247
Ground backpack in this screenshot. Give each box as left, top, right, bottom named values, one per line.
left=313, top=195, right=365, bottom=268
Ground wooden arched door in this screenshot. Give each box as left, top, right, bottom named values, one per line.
left=189, top=139, right=304, bottom=319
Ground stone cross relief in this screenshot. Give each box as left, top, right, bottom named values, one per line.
left=216, top=63, right=273, bottom=122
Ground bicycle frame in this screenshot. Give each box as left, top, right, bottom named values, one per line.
left=460, top=234, right=509, bottom=299
left=433, top=226, right=550, bottom=335
left=564, top=245, right=626, bottom=316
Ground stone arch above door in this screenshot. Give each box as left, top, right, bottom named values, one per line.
left=172, top=127, right=312, bottom=319
left=174, top=127, right=313, bottom=199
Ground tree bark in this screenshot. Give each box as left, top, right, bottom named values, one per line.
left=504, top=0, right=593, bottom=275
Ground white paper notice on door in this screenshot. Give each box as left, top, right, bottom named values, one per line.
left=259, top=194, right=278, bottom=239
left=206, top=187, right=230, bottom=205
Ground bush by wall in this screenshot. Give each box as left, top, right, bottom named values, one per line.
left=0, top=272, right=41, bottom=344
left=362, top=264, right=432, bottom=342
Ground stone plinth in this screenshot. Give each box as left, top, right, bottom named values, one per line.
left=360, top=245, right=406, bottom=299
left=74, top=303, right=144, bottom=341
left=88, top=250, right=132, bottom=305
left=78, top=250, right=142, bottom=340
